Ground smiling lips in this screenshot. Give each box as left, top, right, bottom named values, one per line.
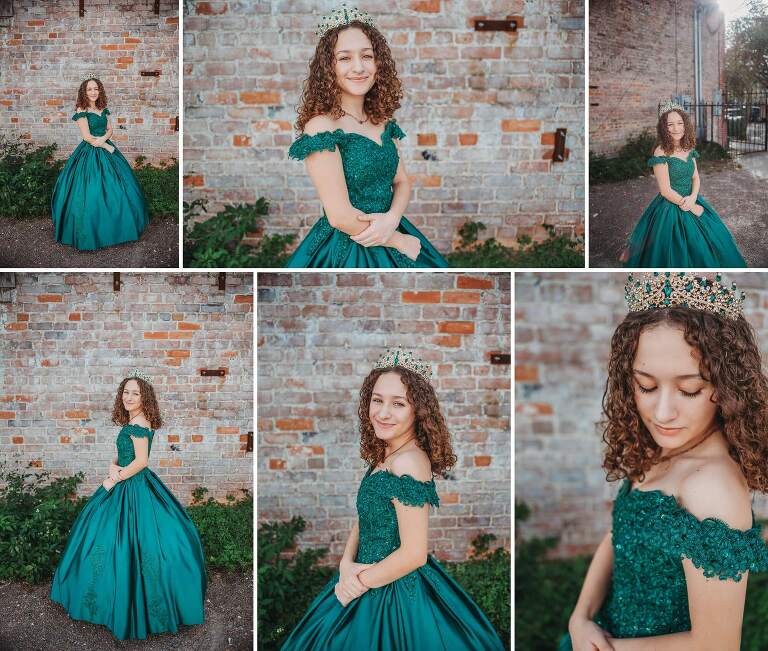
left=349, top=77, right=369, bottom=81
left=375, top=420, right=395, bottom=429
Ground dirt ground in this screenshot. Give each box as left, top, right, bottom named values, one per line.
left=0, top=570, right=252, bottom=651
left=589, top=159, right=768, bottom=267
left=0, top=217, right=179, bottom=268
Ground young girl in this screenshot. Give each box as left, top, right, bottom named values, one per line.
left=280, top=348, right=504, bottom=650
left=50, top=370, right=206, bottom=640
left=622, top=104, right=746, bottom=267
left=50, top=77, right=148, bottom=251
left=561, top=272, right=768, bottom=650
left=285, top=5, right=448, bottom=268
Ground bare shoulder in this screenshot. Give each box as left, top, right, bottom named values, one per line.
left=303, top=114, right=339, bottom=137
left=678, top=458, right=753, bottom=529
left=389, top=448, right=432, bottom=482
left=131, top=414, right=152, bottom=430
left=653, top=146, right=666, bottom=157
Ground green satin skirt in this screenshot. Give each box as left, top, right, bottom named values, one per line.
left=624, top=194, right=747, bottom=267
left=51, top=140, right=149, bottom=251
left=49, top=468, right=206, bottom=640
left=280, top=555, right=504, bottom=650
left=285, top=216, right=449, bottom=268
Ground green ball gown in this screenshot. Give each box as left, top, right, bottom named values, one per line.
left=624, top=150, right=747, bottom=267
left=286, top=119, right=449, bottom=268
left=280, top=467, right=505, bottom=650
left=50, top=424, right=207, bottom=640
left=557, top=480, right=768, bottom=649
left=51, top=108, right=149, bottom=250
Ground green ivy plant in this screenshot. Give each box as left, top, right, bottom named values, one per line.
left=446, top=221, right=583, bottom=268
left=0, top=464, right=87, bottom=583
left=187, top=486, right=253, bottom=571
left=0, top=137, right=64, bottom=217
left=133, top=156, right=178, bottom=218
left=184, top=198, right=296, bottom=267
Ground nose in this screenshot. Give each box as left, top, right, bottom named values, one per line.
left=378, top=403, right=390, bottom=418
left=653, top=388, right=678, bottom=424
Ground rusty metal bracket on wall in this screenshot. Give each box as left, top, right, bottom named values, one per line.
left=0, top=1, right=14, bottom=18
left=490, top=353, right=511, bottom=365
left=154, top=0, right=159, bottom=14
left=113, top=272, right=122, bottom=291
left=474, top=17, right=522, bottom=32
left=200, top=368, right=227, bottom=377
left=217, top=273, right=226, bottom=291
left=554, top=128, right=568, bottom=162
left=140, top=70, right=161, bottom=77
left=79, top=0, right=84, bottom=18
left=246, top=432, right=253, bottom=453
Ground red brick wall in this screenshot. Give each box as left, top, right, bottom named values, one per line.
left=183, top=0, right=585, bottom=248
left=0, top=272, right=253, bottom=503
left=590, top=0, right=725, bottom=155
left=257, top=272, right=511, bottom=563
left=515, top=272, right=768, bottom=557
left=0, top=0, right=179, bottom=163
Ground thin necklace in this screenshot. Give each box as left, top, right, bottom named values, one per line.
left=383, top=436, right=415, bottom=460
left=341, top=108, right=368, bottom=125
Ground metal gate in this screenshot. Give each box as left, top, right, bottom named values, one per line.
left=724, top=93, right=768, bottom=155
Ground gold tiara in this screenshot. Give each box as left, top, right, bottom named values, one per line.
left=316, top=3, right=376, bottom=38
left=625, top=272, right=745, bottom=321
left=126, top=368, right=153, bottom=384
left=373, top=347, right=431, bottom=381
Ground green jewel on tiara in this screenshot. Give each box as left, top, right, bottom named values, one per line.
left=658, top=99, right=686, bottom=117
left=126, top=368, right=153, bottom=384
left=316, top=3, right=376, bottom=38
left=624, top=272, right=745, bottom=320
left=373, top=347, right=432, bottom=381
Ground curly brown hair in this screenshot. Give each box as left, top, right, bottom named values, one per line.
left=75, top=78, right=107, bottom=112
left=602, top=307, right=768, bottom=493
left=111, top=377, right=163, bottom=430
left=294, top=21, right=403, bottom=133
left=358, top=367, right=456, bottom=477
left=654, top=109, right=696, bottom=156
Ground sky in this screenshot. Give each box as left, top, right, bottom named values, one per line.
left=718, top=0, right=758, bottom=23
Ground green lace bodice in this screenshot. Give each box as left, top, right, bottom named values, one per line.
left=288, top=119, right=405, bottom=216
left=597, top=479, right=768, bottom=638
left=355, top=467, right=439, bottom=564
left=116, top=424, right=153, bottom=467
left=72, top=108, right=110, bottom=137
left=647, top=149, right=699, bottom=196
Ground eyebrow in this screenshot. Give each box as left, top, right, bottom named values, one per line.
left=633, top=369, right=702, bottom=380
left=336, top=48, right=374, bottom=54
left=372, top=392, right=407, bottom=400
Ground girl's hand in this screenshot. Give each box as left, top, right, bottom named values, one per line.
left=103, top=142, right=115, bottom=154
left=679, top=195, right=694, bottom=211
left=569, top=616, right=615, bottom=651
left=334, top=582, right=355, bottom=607
left=102, top=478, right=116, bottom=492
left=109, top=463, right=121, bottom=483
left=351, top=212, right=401, bottom=247
left=691, top=203, right=704, bottom=217
left=335, top=561, right=373, bottom=606
left=396, top=233, right=422, bottom=261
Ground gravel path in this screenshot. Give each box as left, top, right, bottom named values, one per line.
left=589, top=160, right=768, bottom=267
left=0, top=217, right=179, bottom=268
left=0, top=570, right=252, bottom=651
